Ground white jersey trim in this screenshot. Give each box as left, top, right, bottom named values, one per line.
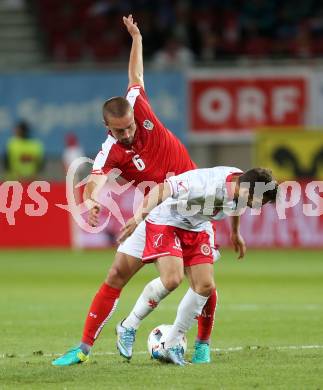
left=126, top=86, right=141, bottom=108
left=166, top=178, right=174, bottom=197
left=142, top=251, right=171, bottom=261
left=92, top=135, right=117, bottom=173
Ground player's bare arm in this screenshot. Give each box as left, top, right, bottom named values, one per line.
left=83, top=174, right=107, bottom=227
left=118, top=182, right=171, bottom=243
left=230, top=215, right=246, bottom=259
left=123, top=14, right=144, bottom=89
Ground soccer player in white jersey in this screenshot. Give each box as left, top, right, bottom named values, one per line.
left=118, top=166, right=278, bottom=365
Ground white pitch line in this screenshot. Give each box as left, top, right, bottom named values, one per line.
left=224, top=304, right=323, bottom=311
left=1, top=345, right=323, bottom=359
left=158, top=303, right=323, bottom=311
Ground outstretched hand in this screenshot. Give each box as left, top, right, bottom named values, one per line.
left=123, top=14, right=141, bottom=37
left=230, top=231, right=246, bottom=259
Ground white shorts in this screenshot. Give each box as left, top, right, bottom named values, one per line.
left=117, top=220, right=146, bottom=259
left=117, top=220, right=221, bottom=262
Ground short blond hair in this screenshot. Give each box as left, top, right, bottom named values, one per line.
left=102, top=97, right=132, bottom=123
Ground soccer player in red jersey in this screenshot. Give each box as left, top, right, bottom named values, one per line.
left=52, top=15, right=219, bottom=366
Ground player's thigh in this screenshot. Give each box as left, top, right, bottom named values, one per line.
left=179, top=226, right=215, bottom=295
left=105, top=221, right=146, bottom=288
left=185, top=263, right=215, bottom=296
left=155, top=256, right=184, bottom=291
left=105, top=252, right=144, bottom=288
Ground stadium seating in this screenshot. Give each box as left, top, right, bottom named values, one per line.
left=32, top=0, right=323, bottom=63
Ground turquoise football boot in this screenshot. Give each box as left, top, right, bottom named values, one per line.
left=52, top=347, right=89, bottom=366
left=165, top=345, right=187, bottom=366
left=116, top=320, right=136, bottom=360
left=152, top=344, right=188, bottom=366
left=191, top=341, right=211, bottom=364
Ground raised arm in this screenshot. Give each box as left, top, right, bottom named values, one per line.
left=123, top=14, right=144, bottom=89
left=118, top=181, right=172, bottom=242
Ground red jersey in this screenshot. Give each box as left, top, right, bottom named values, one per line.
left=92, top=85, right=196, bottom=186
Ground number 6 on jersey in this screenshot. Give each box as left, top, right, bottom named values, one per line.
left=132, top=154, right=145, bottom=171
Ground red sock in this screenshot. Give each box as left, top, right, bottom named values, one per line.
left=197, top=287, right=217, bottom=343
left=82, top=283, right=121, bottom=346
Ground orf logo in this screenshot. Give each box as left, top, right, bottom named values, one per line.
left=201, top=243, right=211, bottom=256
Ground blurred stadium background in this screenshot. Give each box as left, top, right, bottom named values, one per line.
left=0, top=1, right=323, bottom=388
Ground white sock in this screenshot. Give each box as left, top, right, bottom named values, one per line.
left=165, top=288, right=209, bottom=348
left=123, top=278, right=170, bottom=330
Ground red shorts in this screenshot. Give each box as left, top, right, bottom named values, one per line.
left=142, top=222, right=215, bottom=267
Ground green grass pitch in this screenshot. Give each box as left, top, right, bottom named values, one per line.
left=0, top=248, right=323, bottom=389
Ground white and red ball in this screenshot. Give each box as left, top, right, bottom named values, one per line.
left=147, top=324, right=187, bottom=359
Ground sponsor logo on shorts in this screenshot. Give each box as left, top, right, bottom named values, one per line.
left=143, top=119, right=154, bottom=130
left=201, top=243, right=211, bottom=256
left=173, top=234, right=182, bottom=250
left=153, top=233, right=163, bottom=248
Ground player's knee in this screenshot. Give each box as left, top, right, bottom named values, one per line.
left=161, top=272, right=183, bottom=291
left=194, top=280, right=214, bottom=297
left=105, top=265, right=127, bottom=288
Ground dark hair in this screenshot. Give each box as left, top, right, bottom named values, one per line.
left=238, top=168, right=278, bottom=203
left=16, top=121, right=30, bottom=138
left=102, top=97, right=132, bottom=123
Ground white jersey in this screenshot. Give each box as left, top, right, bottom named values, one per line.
left=146, top=166, right=243, bottom=231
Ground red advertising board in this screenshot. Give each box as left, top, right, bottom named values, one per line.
left=190, top=72, right=308, bottom=132
left=0, top=182, right=71, bottom=248
left=1, top=181, right=322, bottom=249
left=214, top=181, right=323, bottom=248
left=79, top=182, right=323, bottom=249
left=216, top=203, right=323, bottom=248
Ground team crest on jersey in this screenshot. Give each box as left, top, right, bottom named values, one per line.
left=200, top=244, right=211, bottom=256
left=143, top=119, right=154, bottom=130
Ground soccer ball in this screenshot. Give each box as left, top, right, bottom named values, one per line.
left=147, top=324, right=187, bottom=359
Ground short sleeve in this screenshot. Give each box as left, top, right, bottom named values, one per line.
left=126, top=84, right=162, bottom=128
left=166, top=176, right=190, bottom=199
left=126, top=84, right=149, bottom=107
left=91, top=136, right=117, bottom=175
